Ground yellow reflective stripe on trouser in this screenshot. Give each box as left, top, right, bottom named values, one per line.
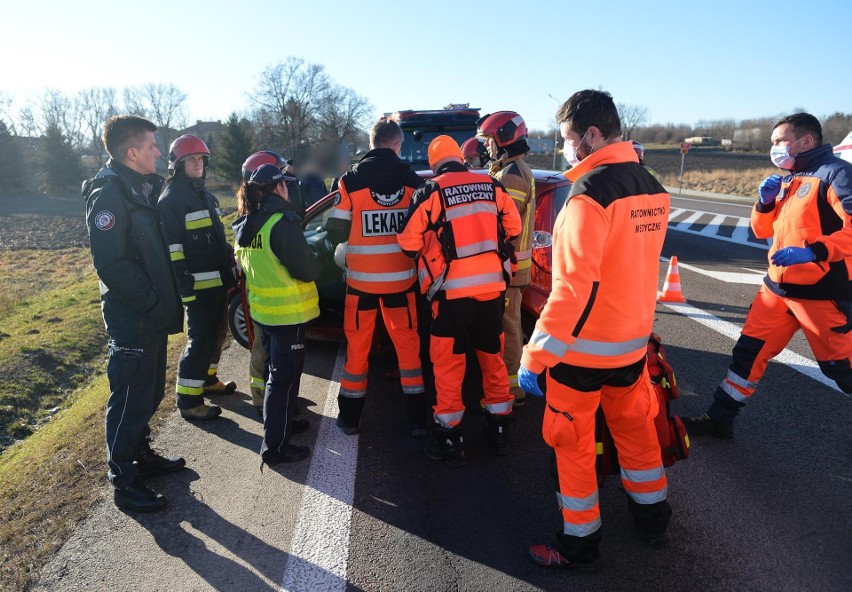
left=169, top=243, right=185, bottom=261
left=185, top=209, right=213, bottom=230
left=177, top=377, right=204, bottom=396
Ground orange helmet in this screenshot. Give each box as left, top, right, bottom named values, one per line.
left=476, top=111, right=527, bottom=148
left=168, top=134, right=209, bottom=170
left=241, top=150, right=287, bottom=180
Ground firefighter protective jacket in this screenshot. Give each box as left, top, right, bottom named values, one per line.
left=753, top=143, right=852, bottom=300
left=488, top=153, right=535, bottom=287
left=521, top=141, right=669, bottom=373
left=157, top=172, right=236, bottom=304
left=83, top=159, right=183, bottom=343
left=326, top=148, right=423, bottom=294
left=232, top=194, right=322, bottom=325
left=398, top=161, right=521, bottom=300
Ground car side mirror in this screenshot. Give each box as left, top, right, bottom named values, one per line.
left=532, top=231, right=553, bottom=249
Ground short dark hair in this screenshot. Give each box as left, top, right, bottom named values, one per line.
left=555, top=89, right=621, bottom=140
left=370, top=120, right=403, bottom=149
left=102, top=115, right=157, bottom=162
left=773, top=112, right=823, bottom=146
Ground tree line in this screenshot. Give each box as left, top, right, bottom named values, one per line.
left=0, top=57, right=372, bottom=195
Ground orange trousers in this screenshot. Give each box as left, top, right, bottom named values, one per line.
left=340, top=289, right=424, bottom=398
left=430, top=295, right=514, bottom=427
left=544, top=360, right=667, bottom=538
left=718, top=284, right=852, bottom=403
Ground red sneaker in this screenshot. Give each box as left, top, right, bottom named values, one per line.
left=528, top=543, right=601, bottom=573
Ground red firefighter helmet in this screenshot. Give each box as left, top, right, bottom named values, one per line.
left=461, top=138, right=481, bottom=158
left=241, top=150, right=287, bottom=180
left=168, top=134, right=210, bottom=170
left=476, top=111, right=528, bottom=148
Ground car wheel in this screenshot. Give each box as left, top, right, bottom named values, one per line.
left=228, top=292, right=250, bottom=350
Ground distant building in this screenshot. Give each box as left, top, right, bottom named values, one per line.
left=526, top=137, right=555, bottom=155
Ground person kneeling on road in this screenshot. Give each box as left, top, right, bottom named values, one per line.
left=233, top=164, right=322, bottom=466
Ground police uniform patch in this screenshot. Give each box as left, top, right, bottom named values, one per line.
left=95, top=210, right=116, bottom=231
left=332, top=191, right=342, bottom=206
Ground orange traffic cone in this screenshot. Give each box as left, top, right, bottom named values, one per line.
left=658, top=256, right=687, bottom=302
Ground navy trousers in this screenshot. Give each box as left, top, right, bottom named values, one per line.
left=257, top=322, right=307, bottom=460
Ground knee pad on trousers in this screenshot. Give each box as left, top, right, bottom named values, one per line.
left=818, top=359, right=852, bottom=393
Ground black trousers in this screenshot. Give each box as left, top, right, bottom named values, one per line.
left=257, top=322, right=307, bottom=459
left=176, top=288, right=228, bottom=408
left=105, top=334, right=167, bottom=489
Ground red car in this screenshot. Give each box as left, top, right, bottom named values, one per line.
left=228, top=168, right=572, bottom=348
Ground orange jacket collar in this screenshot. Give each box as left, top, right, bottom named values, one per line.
left=564, top=141, right=638, bottom=182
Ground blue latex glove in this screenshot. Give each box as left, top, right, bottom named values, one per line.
left=771, top=246, right=816, bottom=267
left=759, top=175, right=783, bottom=204
left=518, top=365, right=544, bottom=397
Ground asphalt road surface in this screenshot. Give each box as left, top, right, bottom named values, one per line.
left=33, top=196, right=852, bottom=591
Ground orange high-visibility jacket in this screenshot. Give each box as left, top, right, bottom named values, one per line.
left=752, top=144, right=852, bottom=300
left=328, top=149, right=421, bottom=294
left=398, top=161, right=521, bottom=300
left=522, top=141, right=669, bottom=372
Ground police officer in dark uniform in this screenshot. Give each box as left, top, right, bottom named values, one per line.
left=83, top=115, right=185, bottom=512
left=157, top=134, right=237, bottom=421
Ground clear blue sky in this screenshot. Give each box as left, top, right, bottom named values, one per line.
left=2, top=0, right=850, bottom=132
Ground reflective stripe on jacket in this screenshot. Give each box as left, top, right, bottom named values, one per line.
left=488, top=155, right=535, bottom=286
left=398, top=161, right=522, bottom=300
left=753, top=144, right=852, bottom=300
left=521, top=141, right=669, bottom=371
left=236, top=213, right=320, bottom=326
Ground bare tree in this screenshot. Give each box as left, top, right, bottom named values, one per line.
left=694, top=118, right=737, bottom=142
left=617, top=103, right=648, bottom=140
left=76, top=87, right=118, bottom=165
left=252, top=57, right=331, bottom=156
left=123, top=83, right=188, bottom=165
left=317, top=85, right=373, bottom=144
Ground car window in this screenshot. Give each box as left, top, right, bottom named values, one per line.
left=401, top=129, right=477, bottom=167
left=550, top=184, right=570, bottom=213
left=303, top=197, right=334, bottom=234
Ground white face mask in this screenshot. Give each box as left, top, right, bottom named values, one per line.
left=770, top=137, right=804, bottom=170
left=563, top=131, right=587, bottom=166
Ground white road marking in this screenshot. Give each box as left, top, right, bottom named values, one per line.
left=659, top=300, right=848, bottom=398
left=281, top=343, right=356, bottom=591
left=676, top=260, right=765, bottom=285
left=667, top=208, right=772, bottom=249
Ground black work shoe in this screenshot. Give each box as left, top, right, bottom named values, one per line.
left=180, top=402, right=222, bottom=421
left=424, top=427, right=467, bottom=467
left=136, top=447, right=186, bottom=477
left=262, top=443, right=310, bottom=465
left=336, top=416, right=360, bottom=436
left=291, top=418, right=310, bottom=435
left=528, top=543, right=601, bottom=572
left=114, top=479, right=167, bottom=513
left=410, top=422, right=429, bottom=438
left=682, top=413, right=733, bottom=439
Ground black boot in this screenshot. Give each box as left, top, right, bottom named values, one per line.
left=406, top=392, right=430, bottom=437
left=682, top=393, right=742, bottom=439
left=627, top=497, right=672, bottom=546
left=136, top=442, right=186, bottom=477
left=336, top=394, right=365, bottom=435
left=114, top=479, right=167, bottom=513
left=485, top=411, right=512, bottom=456
left=424, top=424, right=467, bottom=467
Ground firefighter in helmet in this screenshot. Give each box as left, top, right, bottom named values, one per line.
left=157, top=134, right=236, bottom=421
left=476, top=111, right=536, bottom=406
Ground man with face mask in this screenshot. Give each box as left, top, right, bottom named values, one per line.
left=683, top=113, right=852, bottom=438
left=518, top=90, right=671, bottom=570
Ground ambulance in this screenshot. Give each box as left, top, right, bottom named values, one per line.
left=834, top=130, right=852, bottom=164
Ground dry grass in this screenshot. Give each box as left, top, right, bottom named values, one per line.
left=658, top=166, right=779, bottom=197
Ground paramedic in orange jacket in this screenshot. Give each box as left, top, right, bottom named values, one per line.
left=398, top=135, right=521, bottom=466
left=519, top=90, right=672, bottom=571
left=684, top=113, right=852, bottom=439
left=326, top=120, right=427, bottom=437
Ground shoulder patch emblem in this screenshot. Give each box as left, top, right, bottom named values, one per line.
left=796, top=182, right=812, bottom=198
left=95, top=210, right=116, bottom=231
left=332, top=191, right=342, bottom=206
